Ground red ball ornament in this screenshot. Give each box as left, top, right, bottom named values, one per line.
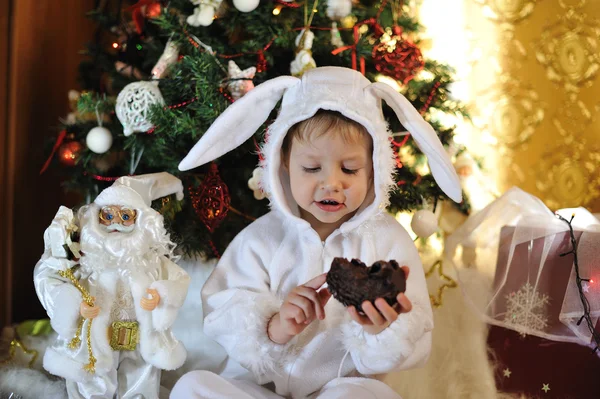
left=189, top=163, right=231, bottom=233
left=58, top=141, right=83, bottom=167
left=372, top=33, right=424, bottom=85
left=145, top=2, right=162, bottom=18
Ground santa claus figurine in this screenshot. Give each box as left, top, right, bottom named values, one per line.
left=33, top=172, right=191, bottom=399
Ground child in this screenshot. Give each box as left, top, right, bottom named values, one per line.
left=172, top=67, right=462, bottom=399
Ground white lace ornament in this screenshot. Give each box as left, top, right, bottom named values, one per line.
left=248, top=167, right=267, bottom=200
left=116, top=81, right=164, bottom=136
left=290, top=30, right=317, bottom=77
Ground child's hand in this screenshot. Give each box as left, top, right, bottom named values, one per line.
left=348, top=266, right=412, bottom=335
left=268, top=273, right=332, bottom=344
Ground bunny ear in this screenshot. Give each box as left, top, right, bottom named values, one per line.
left=366, top=82, right=462, bottom=203
left=179, top=76, right=301, bottom=171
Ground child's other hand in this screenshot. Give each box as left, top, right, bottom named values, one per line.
left=348, top=266, right=412, bottom=335
left=268, top=273, right=332, bottom=344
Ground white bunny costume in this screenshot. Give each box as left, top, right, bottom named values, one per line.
left=172, top=67, right=461, bottom=399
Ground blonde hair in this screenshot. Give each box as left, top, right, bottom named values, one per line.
left=281, top=110, right=372, bottom=163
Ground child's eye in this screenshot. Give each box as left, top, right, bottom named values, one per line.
left=342, top=168, right=358, bottom=175
left=302, top=167, right=320, bottom=173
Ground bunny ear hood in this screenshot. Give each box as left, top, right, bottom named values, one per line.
left=180, top=67, right=461, bottom=228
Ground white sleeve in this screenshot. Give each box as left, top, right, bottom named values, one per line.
left=33, top=254, right=82, bottom=338
left=202, top=227, right=289, bottom=381
left=341, top=218, right=434, bottom=375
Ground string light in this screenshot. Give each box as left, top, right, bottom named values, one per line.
left=112, top=42, right=119, bottom=49
left=273, top=5, right=282, bottom=15
left=557, top=212, right=600, bottom=353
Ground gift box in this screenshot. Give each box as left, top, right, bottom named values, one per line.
left=490, top=225, right=598, bottom=340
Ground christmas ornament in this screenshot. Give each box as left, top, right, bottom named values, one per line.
left=290, top=29, right=317, bottom=77
left=425, top=260, right=457, bottom=308
left=326, top=0, right=352, bottom=20
left=411, top=209, right=438, bottom=238
left=58, top=141, right=83, bottom=167
left=116, top=81, right=164, bottom=136
left=85, top=126, right=113, bottom=154
left=225, top=60, right=256, bottom=100
left=247, top=167, right=267, bottom=200
left=331, top=22, right=345, bottom=48
left=187, top=0, right=222, bottom=26
left=151, top=38, right=179, bottom=79
left=190, top=163, right=231, bottom=232
left=233, top=0, right=259, bottom=12
left=145, top=2, right=161, bottom=18
left=372, top=27, right=424, bottom=84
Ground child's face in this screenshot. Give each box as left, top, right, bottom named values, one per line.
left=287, top=131, right=373, bottom=230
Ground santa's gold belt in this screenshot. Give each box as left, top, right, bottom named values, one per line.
left=108, top=321, right=139, bottom=351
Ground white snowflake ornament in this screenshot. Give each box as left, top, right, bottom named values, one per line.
left=504, top=282, right=550, bottom=336
left=225, top=60, right=256, bottom=100
left=248, top=167, right=267, bottom=200
left=116, top=81, right=164, bottom=136
left=187, top=0, right=222, bottom=26
left=290, top=30, right=317, bottom=77
left=326, top=0, right=352, bottom=20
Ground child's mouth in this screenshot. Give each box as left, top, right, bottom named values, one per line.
left=316, top=200, right=344, bottom=212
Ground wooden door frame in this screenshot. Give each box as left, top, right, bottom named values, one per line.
left=0, top=0, right=13, bottom=328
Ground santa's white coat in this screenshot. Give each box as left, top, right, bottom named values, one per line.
left=33, top=222, right=190, bottom=385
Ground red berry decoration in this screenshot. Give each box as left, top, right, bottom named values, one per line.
left=372, top=27, right=424, bottom=85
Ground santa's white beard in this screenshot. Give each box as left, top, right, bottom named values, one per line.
left=77, top=205, right=174, bottom=273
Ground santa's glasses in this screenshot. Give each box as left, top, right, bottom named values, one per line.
left=99, top=206, right=138, bottom=224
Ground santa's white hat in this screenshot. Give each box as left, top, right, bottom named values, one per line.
left=178, top=67, right=461, bottom=206
left=94, top=172, right=184, bottom=209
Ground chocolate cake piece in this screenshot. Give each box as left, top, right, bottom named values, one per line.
left=326, top=257, right=406, bottom=313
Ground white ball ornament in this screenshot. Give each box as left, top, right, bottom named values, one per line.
left=233, top=0, right=260, bottom=12
left=86, top=126, right=113, bottom=154
left=411, top=209, right=439, bottom=238
left=116, top=81, right=164, bottom=136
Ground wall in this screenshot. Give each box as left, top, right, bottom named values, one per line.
left=1, top=0, right=95, bottom=327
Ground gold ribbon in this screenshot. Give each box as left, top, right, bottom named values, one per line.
left=58, top=267, right=97, bottom=374
left=425, top=260, right=458, bottom=308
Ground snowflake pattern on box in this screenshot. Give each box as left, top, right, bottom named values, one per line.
left=504, top=282, right=550, bottom=337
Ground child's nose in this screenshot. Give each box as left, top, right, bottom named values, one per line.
left=321, top=173, right=343, bottom=192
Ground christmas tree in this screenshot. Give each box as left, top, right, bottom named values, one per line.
left=44, top=0, right=470, bottom=258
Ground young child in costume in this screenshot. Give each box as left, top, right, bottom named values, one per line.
left=171, top=67, right=462, bottom=399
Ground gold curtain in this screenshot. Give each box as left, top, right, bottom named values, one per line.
left=419, top=0, right=600, bottom=212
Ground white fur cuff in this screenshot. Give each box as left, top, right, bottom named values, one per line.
left=228, top=293, right=290, bottom=378
left=341, top=303, right=433, bottom=373
left=49, top=285, right=83, bottom=338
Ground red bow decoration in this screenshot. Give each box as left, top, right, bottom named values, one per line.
left=331, top=18, right=384, bottom=76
